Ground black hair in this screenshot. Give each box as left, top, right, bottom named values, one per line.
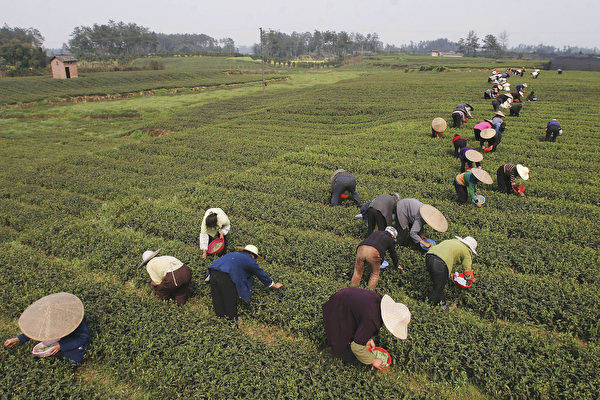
left=206, top=212, right=218, bottom=228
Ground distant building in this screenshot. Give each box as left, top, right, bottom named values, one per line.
left=50, top=55, right=78, bottom=79
left=431, top=50, right=463, bottom=57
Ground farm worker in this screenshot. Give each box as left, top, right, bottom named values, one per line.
left=451, top=103, right=474, bottom=128
left=395, top=200, right=448, bottom=249
left=510, top=91, right=524, bottom=103
left=531, top=69, right=540, bottom=78
left=322, top=287, right=411, bottom=368
left=515, top=83, right=528, bottom=92
left=351, top=227, right=400, bottom=289
left=473, top=120, right=493, bottom=142
left=4, top=293, right=90, bottom=365
left=480, top=128, right=501, bottom=152
left=545, top=119, right=562, bottom=142
left=330, top=169, right=361, bottom=207
left=431, top=117, right=447, bottom=138
left=365, top=193, right=401, bottom=234
left=425, top=237, right=477, bottom=308
left=526, top=91, right=537, bottom=101
left=199, top=208, right=230, bottom=259
left=497, top=164, right=530, bottom=196
left=491, top=93, right=512, bottom=112
left=207, top=245, right=283, bottom=320
left=510, top=103, right=523, bottom=116
left=452, top=134, right=468, bottom=158
left=491, top=111, right=505, bottom=126
left=454, top=168, right=493, bottom=207
left=459, top=148, right=483, bottom=172
left=141, top=249, right=192, bottom=306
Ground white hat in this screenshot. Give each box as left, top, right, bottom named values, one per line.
left=385, top=226, right=398, bottom=239
left=523, top=83, right=528, bottom=87
left=494, top=111, right=505, bottom=117
left=380, top=295, right=411, bottom=340
left=139, top=249, right=161, bottom=268
left=237, top=244, right=260, bottom=258
left=455, top=236, right=478, bottom=255
left=516, top=164, right=530, bottom=180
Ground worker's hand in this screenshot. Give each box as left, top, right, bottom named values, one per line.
left=47, top=343, right=61, bottom=356
left=202, top=250, right=207, bottom=259
left=272, top=283, right=283, bottom=289
left=372, top=358, right=384, bottom=370
left=219, top=232, right=224, bottom=239
left=150, top=281, right=158, bottom=287
left=519, top=191, right=525, bottom=197
left=366, top=339, right=376, bottom=351
left=475, top=201, right=483, bottom=208
left=397, top=265, right=404, bottom=271
left=3, top=337, right=19, bottom=348
left=420, top=240, right=431, bottom=248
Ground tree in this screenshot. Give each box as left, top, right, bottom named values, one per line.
left=0, top=25, right=47, bottom=72
left=458, top=30, right=479, bottom=56
left=482, top=34, right=502, bottom=57
left=498, top=30, right=509, bottom=50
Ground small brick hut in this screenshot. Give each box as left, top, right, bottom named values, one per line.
left=50, top=55, right=78, bottom=79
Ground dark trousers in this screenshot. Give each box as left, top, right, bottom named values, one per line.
left=454, top=180, right=468, bottom=204
left=546, top=126, right=560, bottom=142
left=492, top=99, right=500, bottom=112
left=473, top=128, right=482, bottom=142
left=452, top=112, right=463, bottom=128
left=153, top=265, right=192, bottom=306
left=340, top=346, right=359, bottom=365
left=453, top=139, right=467, bottom=157
left=366, top=207, right=387, bottom=234
left=209, top=269, right=239, bottom=320
left=460, top=158, right=479, bottom=173
left=426, top=254, right=449, bottom=305
left=496, top=166, right=512, bottom=194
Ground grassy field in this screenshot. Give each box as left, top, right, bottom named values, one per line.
left=0, top=56, right=283, bottom=105
left=0, top=58, right=599, bottom=399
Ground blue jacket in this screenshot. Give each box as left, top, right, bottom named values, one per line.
left=19, top=316, right=90, bottom=365
left=209, top=252, right=273, bottom=303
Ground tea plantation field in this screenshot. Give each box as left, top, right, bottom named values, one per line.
left=0, top=60, right=599, bottom=399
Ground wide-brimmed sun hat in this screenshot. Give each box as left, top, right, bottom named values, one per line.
left=380, top=295, right=411, bottom=340
left=523, top=83, right=528, bottom=87
left=465, top=149, right=484, bottom=162
left=384, top=226, right=398, bottom=239
left=471, top=168, right=493, bottom=184
left=419, top=204, right=448, bottom=232
left=455, top=236, right=478, bottom=255
left=139, top=249, right=161, bottom=268
left=18, top=293, right=84, bottom=341
left=236, top=244, right=262, bottom=259
left=516, top=164, right=530, bottom=180
left=431, top=117, right=447, bottom=132
left=480, top=128, right=497, bottom=139
left=494, top=111, right=505, bottom=117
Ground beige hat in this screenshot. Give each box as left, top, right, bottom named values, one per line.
left=465, top=149, right=483, bottom=162
left=18, top=293, right=84, bottom=341
left=236, top=244, right=261, bottom=259
left=419, top=204, right=448, bottom=232
left=139, top=249, right=161, bottom=268
left=431, top=117, right=447, bottom=132
left=480, top=128, right=496, bottom=139
left=516, top=164, right=530, bottom=180
left=380, top=295, right=411, bottom=340
left=506, top=93, right=513, bottom=99
left=455, top=236, right=478, bottom=255
left=471, top=168, right=493, bottom=184
left=494, top=111, right=505, bottom=117
left=384, top=226, right=398, bottom=239
left=523, top=83, right=528, bottom=88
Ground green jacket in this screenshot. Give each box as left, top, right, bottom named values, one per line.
left=428, top=239, right=472, bottom=276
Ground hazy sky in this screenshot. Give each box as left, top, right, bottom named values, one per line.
left=2, top=0, right=599, bottom=49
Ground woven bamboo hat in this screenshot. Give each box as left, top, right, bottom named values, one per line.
left=471, top=168, right=493, bottom=184
left=465, top=149, right=483, bottom=162
left=480, top=128, right=497, bottom=139
left=516, top=164, right=530, bottom=180
left=380, top=295, right=411, bottom=340
left=419, top=204, right=448, bottom=232
left=18, top=293, right=84, bottom=341
left=431, top=117, right=447, bottom=132
left=494, top=111, right=505, bottom=117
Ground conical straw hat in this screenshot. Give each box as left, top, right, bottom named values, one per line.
left=465, top=149, right=483, bottom=162
left=419, top=204, right=448, bottom=232
left=480, top=128, right=496, bottom=139
left=471, top=168, right=493, bottom=184
left=431, top=117, right=447, bottom=132
left=18, top=293, right=84, bottom=341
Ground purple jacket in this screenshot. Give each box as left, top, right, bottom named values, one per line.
left=322, top=287, right=383, bottom=355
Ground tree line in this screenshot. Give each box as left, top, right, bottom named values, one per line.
left=0, top=24, right=48, bottom=74
left=254, top=30, right=383, bottom=61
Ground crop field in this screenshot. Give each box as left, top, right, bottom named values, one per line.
left=0, top=56, right=283, bottom=105
left=0, top=59, right=599, bottom=399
